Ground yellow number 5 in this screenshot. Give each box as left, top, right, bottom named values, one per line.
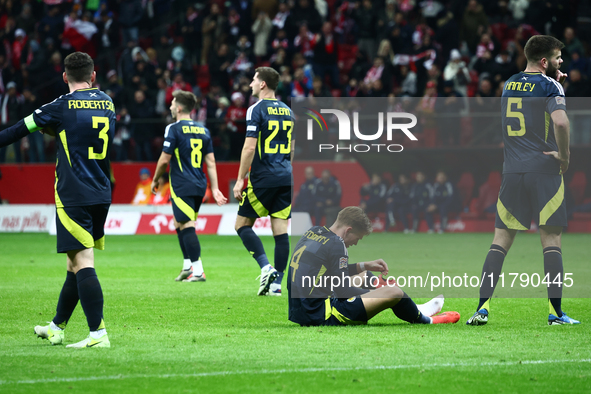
left=506, top=97, right=526, bottom=136
left=88, top=116, right=109, bottom=160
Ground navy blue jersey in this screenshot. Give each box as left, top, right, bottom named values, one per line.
left=387, top=183, right=412, bottom=205
left=294, top=177, right=317, bottom=211
left=411, top=182, right=433, bottom=207
left=288, top=226, right=365, bottom=326
left=501, top=72, right=567, bottom=174
left=162, top=120, right=213, bottom=197
left=246, top=98, right=294, bottom=188
left=26, top=88, right=115, bottom=207
left=315, top=177, right=342, bottom=205
left=432, top=181, right=454, bottom=206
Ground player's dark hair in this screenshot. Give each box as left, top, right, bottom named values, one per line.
left=524, top=35, right=565, bottom=64
left=173, top=90, right=197, bottom=113
left=336, top=206, right=373, bottom=236
left=64, top=52, right=94, bottom=83
left=255, top=67, right=280, bottom=91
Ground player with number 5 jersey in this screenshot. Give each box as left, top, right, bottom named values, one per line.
left=233, top=67, right=295, bottom=297
left=467, top=35, right=580, bottom=327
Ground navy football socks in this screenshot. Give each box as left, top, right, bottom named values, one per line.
left=477, top=244, right=507, bottom=311
left=273, top=233, right=289, bottom=283
left=237, top=226, right=270, bottom=269
left=76, top=267, right=104, bottom=331
left=180, top=227, right=201, bottom=262
left=392, top=294, right=431, bottom=324
left=53, top=271, right=79, bottom=328
left=544, top=246, right=563, bottom=317
left=176, top=228, right=189, bottom=260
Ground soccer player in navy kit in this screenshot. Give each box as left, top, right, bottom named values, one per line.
left=152, top=90, right=227, bottom=282
left=288, top=206, right=460, bottom=326
left=233, top=67, right=294, bottom=296
left=0, top=52, right=115, bottom=347
left=467, top=35, right=580, bottom=326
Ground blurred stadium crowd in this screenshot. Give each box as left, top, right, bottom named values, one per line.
left=0, top=0, right=589, bottom=163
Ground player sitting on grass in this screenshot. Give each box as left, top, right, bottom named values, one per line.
left=288, top=206, right=460, bottom=326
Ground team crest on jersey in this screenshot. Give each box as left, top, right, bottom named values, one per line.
left=347, top=297, right=356, bottom=302
left=555, top=96, right=565, bottom=105
left=339, top=257, right=348, bottom=269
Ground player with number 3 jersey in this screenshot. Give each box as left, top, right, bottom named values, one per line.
left=0, top=52, right=115, bottom=348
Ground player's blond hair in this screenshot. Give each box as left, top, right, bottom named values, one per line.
left=335, top=206, right=373, bottom=236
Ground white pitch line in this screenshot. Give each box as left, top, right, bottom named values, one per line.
left=1, top=358, right=590, bottom=386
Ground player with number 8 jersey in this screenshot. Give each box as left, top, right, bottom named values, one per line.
left=152, top=90, right=227, bottom=283
left=233, top=67, right=295, bottom=297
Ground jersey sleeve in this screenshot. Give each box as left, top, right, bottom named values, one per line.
left=245, top=103, right=261, bottom=138
left=162, top=123, right=176, bottom=154
left=329, top=241, right=361, bottom=298
left=27, top=97, right=63, bottom=132
left=544, top=78, right=567, bottom=114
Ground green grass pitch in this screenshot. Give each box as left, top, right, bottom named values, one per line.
left=1, top=232, right=590, bottom=393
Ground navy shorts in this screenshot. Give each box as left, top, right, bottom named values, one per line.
left=171, top=195, right=203, bottom=223
left=56, top=204, right=110, bottom=253
left=495, top=173, right=567, bottom=230
left=238, top=184, right=291, bottom=219
left=322, top=296, right=368, bottom=326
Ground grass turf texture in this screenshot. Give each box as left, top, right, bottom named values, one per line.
left=1, top=232, right=590, bottom=393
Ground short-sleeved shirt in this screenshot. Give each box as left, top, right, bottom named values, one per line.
left=162, top=119, right=213, bottom=197
left=245, top=98, right=294, bottom=188
left=26, top=88, right=115, bottom=207
left=288, top=226, right=366, bottom=326
left=501, top=72, right=567, bottom=174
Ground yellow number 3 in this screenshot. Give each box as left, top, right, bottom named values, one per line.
left=88, top=116, right=109, bottom=160
left=506, top=97, right=526, bottom=137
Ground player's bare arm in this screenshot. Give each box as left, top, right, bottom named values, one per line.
left=152, top=152, right=172, bottom=194
left=233, top=137, right=257, bottom=201
left=544, top=110, right=570, bottom=174
left=356, top=259, right=389, bottom=276
left=204, top=152, right=228, bottom=206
